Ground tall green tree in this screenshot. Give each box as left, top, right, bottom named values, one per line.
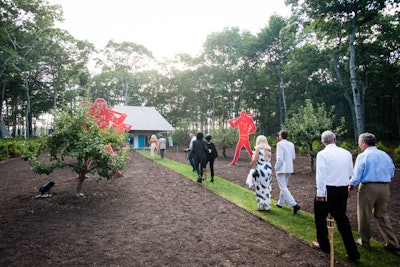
left=255, top=15, right=297, bottom=126
left=0, top=0, right=64, bottom=137
left=95, top=41, right=153, bottom=107
left=288, top=0, right=400, bottom=140
left=202, top=27, right=258, bottom=120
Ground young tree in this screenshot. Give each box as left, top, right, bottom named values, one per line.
left=23, top=105, right=129, bottom=197
left=283, top=99, right=345, bottom=171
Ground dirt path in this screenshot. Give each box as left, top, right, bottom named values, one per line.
left=0, top=149, right=351, bottom=266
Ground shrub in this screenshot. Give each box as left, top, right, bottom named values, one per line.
left=338, top=141, right=357, bottom=155
left=393, top=145, right=400, bottom=164
left=0, top=138, right=31, bottom=160
left=210, top=128, right=238, bottom=150
left=376, top=141, right=388, bottom=153
left=171, top=129, right=191, bottom=147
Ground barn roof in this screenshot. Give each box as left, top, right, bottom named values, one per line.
left=112, top=106, right=174, bottom=132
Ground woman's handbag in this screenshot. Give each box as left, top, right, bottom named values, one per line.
left=252, top=169, right=259, bottom=178
left=246, top=169, right=255, bottom=188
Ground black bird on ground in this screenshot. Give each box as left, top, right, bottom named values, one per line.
left=39, top=180, right=55, bottom=195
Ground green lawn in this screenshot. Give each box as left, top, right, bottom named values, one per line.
left=138, top=150, right=400, bottom=267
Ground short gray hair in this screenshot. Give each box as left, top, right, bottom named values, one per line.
left=359, top=132, right=376, bottom=146
left=321, top=130, right=335, bottom=144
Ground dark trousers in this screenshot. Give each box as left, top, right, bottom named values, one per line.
left=206, top=159, right=215, bottom=178
left=188, top=152, right=195, bottom=169
left=314, top=186, right=360, bottom=259
left=195, top=158, right=207, bottom=178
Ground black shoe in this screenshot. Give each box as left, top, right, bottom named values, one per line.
left=197, top=175, right=202, bottom=183
left=275, top=204, right=283, bottom=208
left=293, top=204, right=301, bottom=214
left=347, top=254, right=360, bottom=262
left=211, top=177, right=214, bottom=183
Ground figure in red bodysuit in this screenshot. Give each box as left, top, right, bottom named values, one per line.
left=78, top=99, right=130, bottom=179
left=90, top=98, right=127, bottom=129
left=228, top=110, right=257, bottom=165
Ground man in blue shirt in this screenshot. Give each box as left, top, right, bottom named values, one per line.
left=349, top=132, right=400, bottom=252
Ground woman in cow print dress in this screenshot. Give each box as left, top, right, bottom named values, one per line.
left=250, top=135, right=273, bottom=211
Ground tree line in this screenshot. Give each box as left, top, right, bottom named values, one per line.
left=1, top=0, right=399, bottom=144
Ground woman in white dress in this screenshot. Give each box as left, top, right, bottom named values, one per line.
left=148, top=134, right=159, bottom=159
left=250, top=135, right=273, bottom=211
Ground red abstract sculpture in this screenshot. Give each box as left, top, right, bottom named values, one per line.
left=228, top=110, right=256, bottom=165
left=90, top=98, right=130, bottom=130
left=79, top=99, right=131, bottom=178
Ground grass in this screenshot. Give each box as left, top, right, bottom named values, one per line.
left=138, top=150, right=400, bottom=267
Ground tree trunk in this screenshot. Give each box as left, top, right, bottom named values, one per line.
left=24, top=72, right=31, bottom=138
left=349, top=21, right=364, bottom=138
left=12, top=100, right=17, bottom=137
left=279, top=71, right=287, bottom=124
left=75, top=174, right=85, bottom=197
left=308, top=139, right=315, bottom=172
left=333, top=54, right=358, bottom=144
left=0, top=80, right=5, bottom=120
left=397, top=107, right=400, bottom=140
left=124, top=80, right=129, bottom=106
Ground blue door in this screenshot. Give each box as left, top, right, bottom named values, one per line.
left=138, top=135, right=146, bottom=148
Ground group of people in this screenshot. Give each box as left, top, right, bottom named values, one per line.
left=199, top=128, right=398, bottom=261
left=311, top=130, right=399, bottom=261
left=187, top=132, right=219, bottom=183
left=160, top=128, right=399, bottom=260
left=147, top=134, right=167, bottom=159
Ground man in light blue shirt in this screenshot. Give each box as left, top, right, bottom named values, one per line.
left=349, top=132, right=399, bottom=252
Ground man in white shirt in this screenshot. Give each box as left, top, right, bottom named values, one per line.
left=312, top=130, right=360, bottom=261
left=275, top=130, right=301, bottom=214
left=188, top=133, right=196, bottom=171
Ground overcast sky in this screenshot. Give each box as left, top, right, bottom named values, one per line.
left=51, top=0, right=292, bottom=59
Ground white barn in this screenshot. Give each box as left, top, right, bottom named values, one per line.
left=112, top=106, right=174, bottom=149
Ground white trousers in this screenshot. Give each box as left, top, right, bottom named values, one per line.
left=276, top=173, right=297, bottom=207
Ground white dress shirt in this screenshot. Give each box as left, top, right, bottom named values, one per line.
left=189, top=136, right=196, bottom=150
left=316, top=144, right=353, bottom=197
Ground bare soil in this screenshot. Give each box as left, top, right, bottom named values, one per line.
left=1, top=146, right=399, bottom=266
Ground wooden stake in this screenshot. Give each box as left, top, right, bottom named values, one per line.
left=327, top=217, right=335, bottom=267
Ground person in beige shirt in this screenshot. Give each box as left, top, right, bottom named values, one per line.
left=158, top=135, right=167, bottom=159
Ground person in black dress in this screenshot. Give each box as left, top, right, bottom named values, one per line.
left=205, top=135, right=218, bottom=183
